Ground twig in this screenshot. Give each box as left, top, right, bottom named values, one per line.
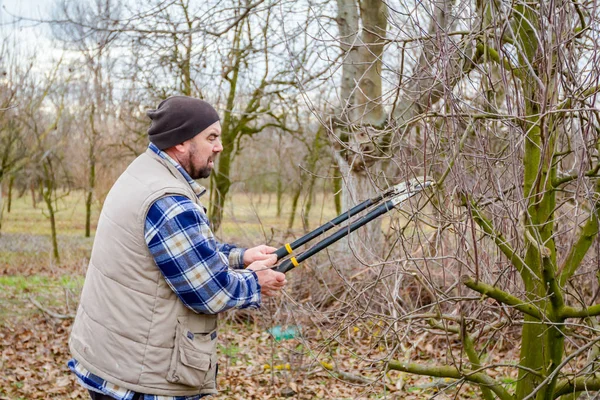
left=522, top=336, right=600, bottom=400
left=29, top=297, right=74, bottom=319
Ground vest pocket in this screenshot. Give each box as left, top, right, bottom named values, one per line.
left=167, top=319, right=217, bottom=388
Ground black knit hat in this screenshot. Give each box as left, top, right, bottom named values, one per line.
left=147, top=96, right=220, bottom=150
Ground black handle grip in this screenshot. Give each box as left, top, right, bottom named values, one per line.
left=274, top=246, right=290, bottom=260
left=273, top=196, right=383, bottom=261
left=273, top=200, right=395, bottom=274
left=271, top=182, right=430, bottom=274
left=275, top=259, right=295, bottom=274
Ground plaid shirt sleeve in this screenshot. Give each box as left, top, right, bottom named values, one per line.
left=217, top=242, right=246, bottom=269
left=145, top=195, right=261, bottom=314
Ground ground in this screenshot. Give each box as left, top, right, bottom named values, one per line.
left=0, top=192, right=504, bottom=399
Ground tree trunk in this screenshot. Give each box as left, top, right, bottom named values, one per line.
left=209, top=21, right=242, bottom=231
left=7, top=175, right=14, bottom=213
left=302, top=128, right=324, bottom=229
left=41, top=169, right=60, bottom=263
left=276, top=133, right=284, bottom=218
left=302, top=176, right=316, bottom=230
left=334, top=153, right=381, bottom=259
left=30, top=180, right=37, bottom=209
left=85, top=165, right=95, bottom=238
left=0, top=179, right=4, bottom=234
left=276, top=171, right=283, bottom=219
left=210, top=141, right=233, bottom=231
left=86, top=105, right=97, bottom=238
left=288, top=181, right=302, bottom=231
left=332, top=165, right=342, bottom=215
left=514, top=3, right=562, bottom=398
left=333, top=0, right=388, bottom=265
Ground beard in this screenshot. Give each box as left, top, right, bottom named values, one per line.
left=191, top=164, right=212, bottom=180
left=186, top=142, right=214, bottom=180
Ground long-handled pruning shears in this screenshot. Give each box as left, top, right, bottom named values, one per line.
left=273, top=177, right=434, bottom=274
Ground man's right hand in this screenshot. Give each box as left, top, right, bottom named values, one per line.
left=246, top=256, right=287, bottom=297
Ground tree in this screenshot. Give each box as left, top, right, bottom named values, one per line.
left=302, top=0, right=600, bottom=398
left=208, top=0, right=314, bottom=231
left=330, top=0, right=389, bottom=261
left=18, top=58, right=71, bottom=262
left=0, top=39, right=32, bottom=233
left=52, top=0, right=119, bottom=237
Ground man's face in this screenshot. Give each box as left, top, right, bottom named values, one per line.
left=182, top=121, right=223, bottom=179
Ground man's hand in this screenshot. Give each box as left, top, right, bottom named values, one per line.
left=246, top=255, right=287, bottom=297
left=244, top=245, right=278, bottom=266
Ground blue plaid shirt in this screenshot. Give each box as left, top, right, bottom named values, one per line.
left=69, top=143, right=262, bottom=399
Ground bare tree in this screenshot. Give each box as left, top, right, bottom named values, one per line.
left=0, top=39, right=32, bottom=233
left=290, top=0, right=600, bottom=398
left=18, top=58, right=71, bottom=262
left=208, top=0, right=320, bottom=231
left=52, top=0, right=119, bottom=237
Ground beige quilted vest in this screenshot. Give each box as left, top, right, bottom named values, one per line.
left=69, top=149, right=220, bottom=396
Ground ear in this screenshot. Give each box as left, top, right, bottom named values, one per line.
left=163, top=141, right=188, bottom=160
left=172, top=142, right=188, bottom=154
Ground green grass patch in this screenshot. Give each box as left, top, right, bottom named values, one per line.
left=0, top=274, right=83, bottom=291
left=2, top=191, right=100, bottom=236
left=218, top=343, right=241, bottom=361
left=0, top=274, right=83, bottom=325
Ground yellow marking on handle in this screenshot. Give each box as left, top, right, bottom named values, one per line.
left=285, top=243, right=293, bottom=254
left=291, top=257, right=299, bottom=267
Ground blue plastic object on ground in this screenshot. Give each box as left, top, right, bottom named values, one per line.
left=267, top=325, right=301, bottom=341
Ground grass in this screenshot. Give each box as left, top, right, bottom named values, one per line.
left=0, top=275, right=84, bottom=291
left=0, top=189, right=339, bottom=322
left=0, top=189, right=339, bottom=271
left=1, top=190, right=100, bottom=236
left=0, top=274, right=84, bottom=325
left=217, top=190, right=339, bottom=244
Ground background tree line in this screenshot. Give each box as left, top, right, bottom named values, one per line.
left=2, top=0, right=600, bottom=398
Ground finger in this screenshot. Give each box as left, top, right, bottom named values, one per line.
left=260, top=253, right=277, bottom=262
left=263, top=254, right=278, bottom=265
left=272, top=279, right=286, bottom=286
left=274, top=272, right=286, bottom=282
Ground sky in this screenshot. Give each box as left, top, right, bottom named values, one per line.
left=0, top=0, right=76, bottom=72
left=1, top=0, right=54, bottom=21
left=1, top=0, right=56, bottom=50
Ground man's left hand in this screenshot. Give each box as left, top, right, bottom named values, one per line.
left=244, top=245, right=277, bottom=266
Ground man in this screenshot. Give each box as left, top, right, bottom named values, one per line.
left=68, top=96, right=287, bottom=400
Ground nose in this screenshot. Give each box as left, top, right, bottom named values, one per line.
left=214, top=138, right=223, bottom=153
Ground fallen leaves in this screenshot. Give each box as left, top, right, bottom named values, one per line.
left=0, top=315, right=86, bottom=399
left=0, top=279, right=518, bottom=400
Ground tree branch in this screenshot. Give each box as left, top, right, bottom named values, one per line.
left=466, top=200, right=531, bottom=277
left=559, top=304, right=600, bottom=319
left=429, top=320, right=495, bottom=400
left=554, top=376, right=600, bottom=398
left=387, top=361, right=514, bottom=400
left=552, top=164, right=600, bottom=188
left=29, top=297, right=74, bottom=319
left=558, top=203, right=600, bottom=288
left=462, top=276, right=544, bottom=320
